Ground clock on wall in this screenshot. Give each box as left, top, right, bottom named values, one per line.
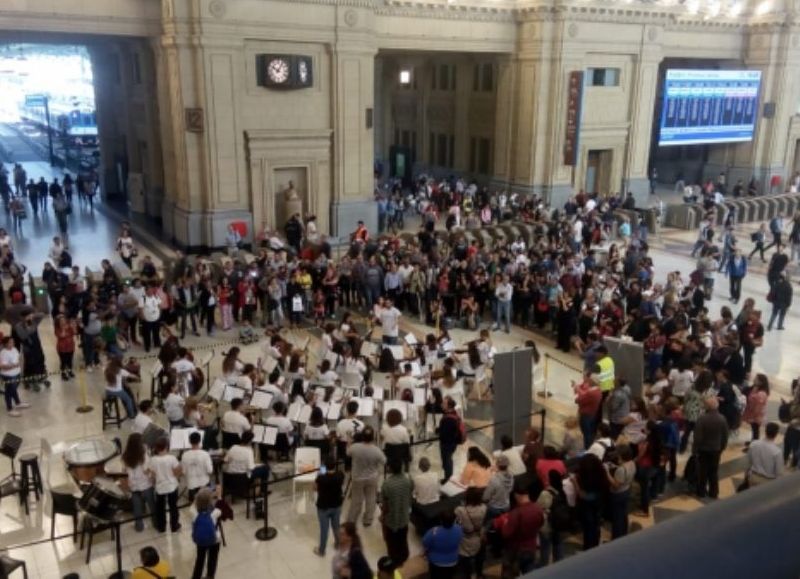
left=257, top=54, right=313, bottom=89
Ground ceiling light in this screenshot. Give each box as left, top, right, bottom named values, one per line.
left=686, top=0, right=700, bottom=14
left=755, top=0, right=771, bottom=14
left=399, top=70, right=411, bottom=85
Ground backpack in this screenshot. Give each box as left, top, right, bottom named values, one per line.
left=751, top=232, right=760, bottom=242
left=546, top=488, right=573, bottom=533
left=192, top=511, right=217, bottom=547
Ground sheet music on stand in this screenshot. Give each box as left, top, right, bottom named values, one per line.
left=410, top=361, right=423, bottom=377
left=250, top=389, right=274, bottom=410
left=404, top=333, right=418, bottom=346
left=223, top=385, right=247, bottom=403
left=297, top=405, right=313, bottom=424
left=316, top=401, right=330, bottom=417
left=372, top=388, right=384, bottom=401
left=413, top=387, right=427, bottom=407
left=170, top=428, right=204, bottom=451
left=327, top=402, right=343, bottom=421
left=383, top=400, right=408, bottom=420
left=440, top=479, right=466, bottom=497
left=287, top=401, right=303, bottom=422
left=353, top=397, right=375, bottom=417
left=359, top=341, right=378, bottom=358
left=207, top=379, right=226, bottom=402
left=252, top=424, right=279, bottom=446
left=386, top=345, right=404, bottom=360
left=142, top=424, right=168, bottom=449
left=261, top=356, right=278, bottom=374
left=441, top=340, right=455, bottom=353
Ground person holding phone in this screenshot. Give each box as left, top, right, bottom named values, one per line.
left=314, top=457, right=344, bottom=556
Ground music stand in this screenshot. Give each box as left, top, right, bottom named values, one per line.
left=254, top=478, right=277, bottom=541
left=0, top=432, right=22, bottom=483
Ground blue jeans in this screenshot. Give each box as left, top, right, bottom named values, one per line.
left=131, top=487, right=157, bottom=531
left=2, top=375, right=21, bottom=411
left=537, top=530, right=563, bottom=567
left=495, top=301, right=511, bottom=331
left=578, top=497, right=601, bottom=550
left=440, top=443, right=457, bottom=481
left=579, top=414, right=596, bottom=449
left=106, top=389, right=135, bottom=419
left=317, top=506, right=341, bottom=554
left=609, top=489, right=630, bottom=539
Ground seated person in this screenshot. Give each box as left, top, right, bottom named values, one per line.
left=494, top=434, right=527, bottom=477
left=223, top=431, right=269, bottom=481
left=265, top=400, right=296, bottom=448
left=412, top=457, right=440, bottom=506
left=220, top=398, right=251, bottom=449
left=239, top=320, right=257, bottom=344
left=132, top=399, right=155, bottom=434
left=131, top=546, right=171, bottom=579
left=458, top=447, right=492, bottom=489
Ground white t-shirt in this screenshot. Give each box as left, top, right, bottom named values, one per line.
left=336, top=417, right=364, bottom=443
left=221, top=410, right=251, bottom=435
left=171, top=359, right=196, bottom=374
left=304, top=424, right=330, bottom=441
left=266, top=415, right=295, bottom=444
left=106, top=368, right=132, bottom=393
left=126, top=457, right=152, bottom=492
left=224, top=444, right=256, bottom=475
left=380, top=307, right=401, bottom=338
left=317, top=370, right=338, bottom=387
left=413, top=471, right=440, bottom=505
left=141, top=295, right=162, bottom=322
left=164, top=393, right=185, bottom=422
left=381, top=424, right=410, bottom=445
left=132, top=412, right=153, bottom=434
left=668, top=369, right=695, bottom=397
left=0, top=348, right=21, bottom=377
left=150, top=454, right=180, bottom=494
left=181, top=448, right=213, bottom=490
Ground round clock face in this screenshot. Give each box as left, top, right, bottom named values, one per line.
left=267, top=59, right=290, bottom=84
left=298, top=60, right=309, bottom=84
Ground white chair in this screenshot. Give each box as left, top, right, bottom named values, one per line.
left=292, top=447, right=321, bottom=503
left=340, top=372, right=364, bottom=393
left=40, top=439, right=79, bottom=495
left=371, top=372, right=392, bottom=390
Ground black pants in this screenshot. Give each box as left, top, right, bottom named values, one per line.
left=696, top=451, right=721, bottom=498
left=126, top=315, right=139, bottom=343
left=155, top=490, right=180, bottom=532
left=382, top=525, right=409, bottom=567
left=180, top=309, right=198, bottom=337
left=58, top=351, right=73, bottom=375
left=763, top=232, right=782, bottom=253
left=192, top=542, right=220, bottom=579
left=203, top=306, right=215, bottom=334
left=748, top=241, right=765, bottom=261
left=141, top=320, right=161, bottom=353
left=679, top=421, right=695, bottom=453
left=729, top=276, right=742, bottom=302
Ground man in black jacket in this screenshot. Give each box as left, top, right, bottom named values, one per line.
left=437, top=396, right=463, bottom=484
left=767, top=272, right=792, bottom=331
left=693, top=397, right=729, bottom=499
left=767, top=244, right=789, bottom=288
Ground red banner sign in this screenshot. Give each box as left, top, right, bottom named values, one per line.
left=563, top=71, right=584, bottom=166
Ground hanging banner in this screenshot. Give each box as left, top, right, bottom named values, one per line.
left=563, top=71, right=584, bottom=166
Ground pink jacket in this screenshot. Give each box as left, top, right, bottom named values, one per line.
left=742, top=390, right=768, bottom=425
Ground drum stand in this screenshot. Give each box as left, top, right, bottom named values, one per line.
left=108, top=519, right=130, bottom=579
left=0, top=433, right=23, bottom=483
left=254, top=479, right=277, bottom=541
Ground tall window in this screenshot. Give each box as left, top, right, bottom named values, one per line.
left=432, top=64, right=456, bottom=91
left=430, top=132, right=455, bottom=167
left=473, top=63, right=494, bottom=92
left=470, top=137, right=492, bottom=174
left=587, top=68, right=620, bottom=87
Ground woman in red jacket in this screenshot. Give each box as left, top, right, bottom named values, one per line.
left=54, top=315, right=76, bottom=381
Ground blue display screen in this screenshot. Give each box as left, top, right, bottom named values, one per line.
left=658, top=69, right=762, bottom=146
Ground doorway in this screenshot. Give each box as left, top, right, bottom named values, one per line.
left=585, top=149, right=613, bottom=194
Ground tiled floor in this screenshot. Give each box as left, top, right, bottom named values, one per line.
left=0, top=186, right=797, bottom=577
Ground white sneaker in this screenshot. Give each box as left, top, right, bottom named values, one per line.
left=16, top=402, right=30, bottom=409
left=7, top=410, right=21, bottom=417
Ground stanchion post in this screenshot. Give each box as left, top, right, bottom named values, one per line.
left=76, top=369, right=93, bottom=414
left=254, top=478, right=277, bottom=541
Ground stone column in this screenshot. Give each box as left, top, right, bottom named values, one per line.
left=491, top=56, right=514, bottom=188
left=330, top=7, right=377, bottom=238
left=453, top=59, right=472, bottom=172
left=741, top=24, right=800, bottom=192
left=622, top=26, right=663, bottom=206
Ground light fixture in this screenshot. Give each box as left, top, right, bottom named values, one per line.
left=685, top=0, right=700, bottom=14
left=399, top=70, right=411, bottom=85
left=727, top=1, right=743, bottom=16
left=755, top=0, right=771, bottom=14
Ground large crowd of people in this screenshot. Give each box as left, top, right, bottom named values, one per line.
left=0, top=163, right=797, bottom=578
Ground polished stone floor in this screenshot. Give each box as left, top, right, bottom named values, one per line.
left=0, top=197, right=796, bottom=578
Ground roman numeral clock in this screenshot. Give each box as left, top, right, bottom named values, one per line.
left=257, top=55, right=313, bottom=89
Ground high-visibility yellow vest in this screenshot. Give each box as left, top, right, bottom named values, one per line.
left=597, top=356, right=615, bottom=392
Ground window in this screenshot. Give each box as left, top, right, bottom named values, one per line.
left=470, top=137, right=492, bottom=174
left=399, top=67, right=417, bottom=90
left=132, top=53, right=142, bottom=85
left=430, top=132, right=455, bottom=167
left=432, top=64, right=456, bottom=91
left=473, top=63, right=494, bottom=92
left=587, top=67, right=620, bottom=87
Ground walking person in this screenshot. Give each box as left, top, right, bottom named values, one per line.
left=727, top=248, right=747, bottom=304
left=763, top=215, right=784, bottom=253
left=53, top=192, right=70, bottom=244
left=345, top=426, right=386, bottom=528
left=121, top=433, right=157, bottom=532
left=767, top=271, right=792, bottom=331
left=748, top=223, right=767, bottom=262
left=438, top=397, right=464, bottom=483
left=190, top=488, right=222, bottom=579
left=766, top=244, right=789, bottom=288
left=693, top=398, right=729, bottom=499
left=380, top=459, right=412, bottom=567
left=150, top=436, right=182, bottom=533
left=314, top=457, right=344, bottom=557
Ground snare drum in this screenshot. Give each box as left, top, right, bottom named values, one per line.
left=79, top=476, right=130, bottom=521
